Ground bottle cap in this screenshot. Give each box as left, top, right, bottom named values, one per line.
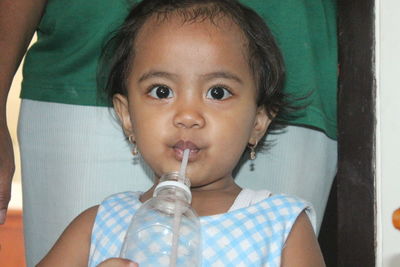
left=154, top=180, right=192, bottom=197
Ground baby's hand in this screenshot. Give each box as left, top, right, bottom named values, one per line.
left=97, top=258, right=138, bottom=267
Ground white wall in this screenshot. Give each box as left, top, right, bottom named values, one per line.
left=376, top=0, right=400, bottom=266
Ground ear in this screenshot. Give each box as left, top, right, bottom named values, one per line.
left=248, top=107, right=272, bottom=145
left=113, top=94, right=134, bottom=138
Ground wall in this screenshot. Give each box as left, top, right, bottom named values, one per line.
left=7, top=44, right=24, bottom=210
left=376, top=0, right=400, bottom=266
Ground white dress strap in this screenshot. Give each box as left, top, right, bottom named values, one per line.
left=229, top=188, right=272, bottom=212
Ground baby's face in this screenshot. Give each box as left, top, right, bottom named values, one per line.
left=115, top=14, right=270, bottom=188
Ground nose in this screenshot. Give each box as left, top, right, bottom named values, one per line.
left=173, top=103, right=205, bottom=129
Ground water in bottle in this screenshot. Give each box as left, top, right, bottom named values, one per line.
left=120, top=149, right=201, bottom=267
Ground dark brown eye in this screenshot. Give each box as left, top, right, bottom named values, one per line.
left=148, top=85, right=173, bottom=99
left=206, top=86, right=232, bottom=100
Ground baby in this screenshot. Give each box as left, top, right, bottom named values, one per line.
left=37, top=0, right=325, bottom=266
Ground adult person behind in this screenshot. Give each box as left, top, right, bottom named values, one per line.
left=1, top=2, right=153, bottom=267
left=0, top=0, right=337, bottom=266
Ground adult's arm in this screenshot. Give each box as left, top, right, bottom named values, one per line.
left=0, top=0, right=48, bottom=224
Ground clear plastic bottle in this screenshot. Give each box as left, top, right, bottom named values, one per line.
left=120, top=172, right=202, bottom=267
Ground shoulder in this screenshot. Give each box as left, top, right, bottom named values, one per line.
left=88, top=191, right=142, bottom=267
left=265, top=193, right=317, bottom=233
left=37, top=205, right=99, bottom=267
left=75, top=205, right=99, bottom=226
left=91, top=191, right=142, bottom=236
left=200, top=193, right=319, bottom=266
left=99, top=191, right=141, bottom=206
left=95, top=191, right=142, bottom=219
left=281, top=212, right=325, bottom=266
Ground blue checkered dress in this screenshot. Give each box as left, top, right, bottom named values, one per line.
left=88, top=191, right=315, bottom=267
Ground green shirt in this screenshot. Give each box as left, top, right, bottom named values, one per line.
left=21, top=0, right=132, bottom=106
left=21, top=0, right=337, bottom=139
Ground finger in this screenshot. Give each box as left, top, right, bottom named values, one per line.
left=97, top=257, right=138, bottom=267
left=0, top=179, right=12, bottom=224
left=0, top=209, right=6, bottom=224
left=0, top=126, right=15, bottom=224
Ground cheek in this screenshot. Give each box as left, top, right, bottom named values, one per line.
left=129, top=108, right=154, bottom=142
left=213, top=110, right=256, bottom=152
left=133, top=117, right=163, bottom=140
left=130, top=107, right=172, bottom=155
left=224, top=106, right=256, bottom=136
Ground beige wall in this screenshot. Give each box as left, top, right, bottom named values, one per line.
left=7, top=65, right=22, bottom=209
left=8, top=61, right=21, bottom=183
left=7, top=71, right=22, bottom=209
left=6, top=36, right=35, bottom=209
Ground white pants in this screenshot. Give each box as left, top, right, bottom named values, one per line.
left=18, top=99, right=337, bottom=266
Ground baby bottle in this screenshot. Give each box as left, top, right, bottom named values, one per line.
left=120, top=150, right=201, bottom=267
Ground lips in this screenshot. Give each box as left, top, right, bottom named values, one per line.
left=173, top=140, right=200, bottom=161
left=174, top=140, right=199, bottom=151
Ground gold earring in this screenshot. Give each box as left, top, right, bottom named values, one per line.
left=128, top=135, right=138, bottom=156
left=248, top=142, right=257, bottom=160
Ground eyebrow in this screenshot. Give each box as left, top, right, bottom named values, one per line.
left=201, top=71, right=243, bottom=84
left=138, top=71, right=178, bottom=83
left=138, top=70, right=244, bottom=84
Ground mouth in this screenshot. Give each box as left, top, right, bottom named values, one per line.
left=172, top=140, right=201, bottom=161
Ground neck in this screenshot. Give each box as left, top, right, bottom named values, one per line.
left=191, top=182, right=241, bottom=216
left=140, top=175, right=242, bottom=216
